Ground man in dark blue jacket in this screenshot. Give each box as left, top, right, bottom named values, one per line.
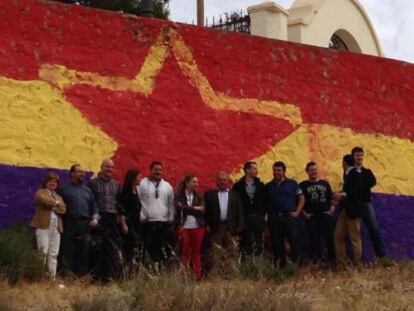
left=350, top=146, right=386, bottom=260
left=233, top=161, right=266, bottom=258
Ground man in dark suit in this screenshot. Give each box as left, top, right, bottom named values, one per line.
left=232, top=161, right=266, bottom=258
left=204, top=171, right=243, bottom=277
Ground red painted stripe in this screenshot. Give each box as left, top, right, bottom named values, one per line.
left=0, top=0, right=165, bottom=79
left=1, top=0, right=413, bottom=140
left=178, top=25, right=414, bottom=140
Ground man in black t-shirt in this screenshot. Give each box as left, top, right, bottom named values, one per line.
left=300, top=162, right=335, bottom=265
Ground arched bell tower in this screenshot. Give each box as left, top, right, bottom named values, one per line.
left=248, top=0, right=383, bottom=57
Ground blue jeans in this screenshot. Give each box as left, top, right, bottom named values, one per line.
left=360, top=203, right=386, bottom=258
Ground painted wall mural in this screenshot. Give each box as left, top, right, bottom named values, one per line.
left=0, top=0, right=414, bottom=258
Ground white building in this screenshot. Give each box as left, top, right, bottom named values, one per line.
left=247, top=0, right=383, bottom=56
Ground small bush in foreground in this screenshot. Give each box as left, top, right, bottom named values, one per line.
left=239, top=256, right=298, bottom=281
left=0, top=225, right=45, bottom=285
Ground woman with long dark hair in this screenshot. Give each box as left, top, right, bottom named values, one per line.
left=121, top=168, right=143, bottom=271
left=175, top=174, right=205, bottom=280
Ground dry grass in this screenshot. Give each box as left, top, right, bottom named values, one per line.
left=2, top=261, right=414, bottom=311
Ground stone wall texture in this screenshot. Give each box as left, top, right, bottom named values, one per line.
left=1, top=0, right=413, bottom=259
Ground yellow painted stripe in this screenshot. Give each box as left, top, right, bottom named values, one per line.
left=39, top=31, right=170, bottom=96
left=133, top=30, right=171, bottom=95
left=230, top=125, right=310, bottom=184
left=170, top=30, right=303, bottom=126
left=38, top=27, right=303, bottom=126
left=0, top=77, right=117, bottom=172
left=231, top=124, right=414, bottom=196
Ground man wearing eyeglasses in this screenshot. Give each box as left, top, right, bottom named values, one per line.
left=139, top=161, right=175, bottom=273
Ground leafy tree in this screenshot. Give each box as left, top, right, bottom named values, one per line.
left=54, top=0, right=170, bottom=19
left=152, top=0, right=170, bottom=19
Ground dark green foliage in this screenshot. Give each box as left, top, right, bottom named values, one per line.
left=0, top=225, right=45, bottom=285
left=52, top=0, right=170, bottom=19
left=238, top=256, right=298, bottom=281
left=152, top=0, right=170, bottom=19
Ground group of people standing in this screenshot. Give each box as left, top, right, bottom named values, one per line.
left=29, top=146, right=387, bottom=281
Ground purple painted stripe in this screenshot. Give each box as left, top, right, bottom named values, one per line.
left=1, top=165, right=414, bottom=259
left=0, top=165, right=92, bottom=228
left=363, top=194, right=414, bottom=260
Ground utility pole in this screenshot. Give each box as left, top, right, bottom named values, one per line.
left=140, top=0, right=154, bottom=17
left=197, top=0, right=204, bottom=26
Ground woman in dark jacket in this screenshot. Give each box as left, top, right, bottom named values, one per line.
left=121, top=169, right=143, bottom=271
left=175, top=174, right=205, bottom=280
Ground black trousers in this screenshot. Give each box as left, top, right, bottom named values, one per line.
left=144, top=221, right=177, bottom=264
left=60, top=218, right=91, bottom=276
left=268, top=214, right=300, bottom=268
left=306, top=214, right=335, bottom=263
left=90, top=213, right=125, bottom=281
left=124, top=219, right=143, bottom=267
left=239, top=215, right=265, bottom=257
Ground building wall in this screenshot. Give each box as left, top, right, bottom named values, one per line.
left=292, top=0, right=382, bottom=56
left=249, top=0, right=382, bottom=56
left=1, top=0, right=414, bottom=259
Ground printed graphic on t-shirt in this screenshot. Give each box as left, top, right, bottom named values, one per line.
left=306, top=184, right=328, bottom=203
left=300, top=180, right=332, bottom=214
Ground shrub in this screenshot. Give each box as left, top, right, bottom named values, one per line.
left=0, top=225, right=45, bottom=285
left=238, top=256, right=298, bottom=281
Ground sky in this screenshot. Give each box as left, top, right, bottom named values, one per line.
left=169, top=0, right=414, bottom=63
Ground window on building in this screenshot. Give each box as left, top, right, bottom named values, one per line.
left=329, top=34, right=349, bottom=51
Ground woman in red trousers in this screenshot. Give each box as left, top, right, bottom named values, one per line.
left=175, top=174, right=205, bottom=280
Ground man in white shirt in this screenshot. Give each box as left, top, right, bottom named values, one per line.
left=139, top=161, right=175, bottom=271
